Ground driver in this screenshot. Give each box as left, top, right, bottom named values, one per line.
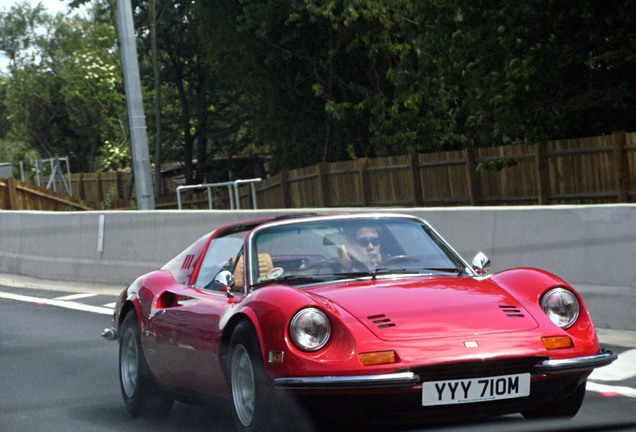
left=338, top=225, right=382, bottom=270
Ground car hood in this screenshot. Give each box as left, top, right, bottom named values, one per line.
left=310, top=276, right=539, bottom=341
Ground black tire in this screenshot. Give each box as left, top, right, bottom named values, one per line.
left=522, top=380, right=586, bottom=419
left=119, top=312, right=174, bottom=417
left=227, top=320, right=275, bottom=431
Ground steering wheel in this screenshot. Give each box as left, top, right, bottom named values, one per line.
left=382, top=255, right=418, bottom=266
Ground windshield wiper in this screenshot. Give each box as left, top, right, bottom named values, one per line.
left=334, top=266, right=464, bottom=280
left=333, top=268, right=418, bottom=280
left=400, top=266, right=465, bottom=275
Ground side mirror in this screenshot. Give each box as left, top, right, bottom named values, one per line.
left=214, top=270, right=236, bottom=297
left=472, top=252, right=491, bottom=275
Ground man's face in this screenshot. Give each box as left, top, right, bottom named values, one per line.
left=355, top=226, right=381, bottom=266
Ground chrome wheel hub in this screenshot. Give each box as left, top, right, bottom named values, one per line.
left=120, top=328, right=139, bottom=398
left=231, top=344, right=256, bottom=426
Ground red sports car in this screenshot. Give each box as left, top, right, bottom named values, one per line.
left=103, top=213, right=615, bottom=431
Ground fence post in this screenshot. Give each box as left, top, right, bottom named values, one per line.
left=318, top=162, right=331, bottom=207
left=116, top=171, right=124, bottom=201
left=612, top=131, right=630, bottom=202
left=358, top=158, right=372, bottom=206
left=536, top=142, right=549, bottom=205
left=409, top=153, right=423, bottom=206
left=94, top=172, right=103, bottom=203
left=465, top=147, right=481, bottom=206
left=7, top=177, right=18, bottom=210
left=280, top=171, right=292, bottom=208
left=76, top=173, right=85, bottom=201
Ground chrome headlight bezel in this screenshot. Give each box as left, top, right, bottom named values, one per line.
left=541, top=287, right=580, bottom=329
left=289, top=307, right=331, bottom=352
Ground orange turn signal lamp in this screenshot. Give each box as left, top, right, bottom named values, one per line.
left=268, top=351, right=285, bottom=364
left=358, top=350, right=398, bottom=366
left=542, top=336, right=574, bottom=350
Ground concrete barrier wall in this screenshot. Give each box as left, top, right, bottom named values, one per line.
left=0, top=205, right=633, bottom=289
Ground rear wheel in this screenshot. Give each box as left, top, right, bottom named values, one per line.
left=119, top=312, right=173, bottom=417
left=522, top=380, right=586, bottom=419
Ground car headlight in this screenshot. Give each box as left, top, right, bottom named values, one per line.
left=290, top=308, right=331, bottom=351
left=541, top=287, right=580, bottom=329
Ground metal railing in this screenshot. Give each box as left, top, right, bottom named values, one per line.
left=176, top=178, right=262, bottom=210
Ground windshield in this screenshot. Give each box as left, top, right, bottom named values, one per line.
left=249, top=216, right=471, bottom=287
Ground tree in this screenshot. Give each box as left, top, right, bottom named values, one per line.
left=200, top=0, right=334, bottom=171
left=198, top=0, right=636, bottom=173
left=0, top=2, right=128, bottom=172
left=4, top=0, right=635, bottom=182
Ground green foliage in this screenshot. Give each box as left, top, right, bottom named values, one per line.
left=476, top=157, right=519, bottom=172
left=2, top=0, right=635, bottom=183
left=0, top=138, right=39, bottom=180
left=0, top=2, right=125, bottom=172
left=95, top=139, right=131, bottom=171
left=198, top=0, right=636, bottom=172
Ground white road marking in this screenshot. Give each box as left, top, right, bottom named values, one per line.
left=54, top=293, right=98, bottom=301
left=0, top=291, right=113, bottom=315
left=587, top=382, right=636, bottom=398
left=587, top=349, right=636, bottom=398
left=103, top=302, right=117, bottom=308
left=590, top=349, right=636, bottom=382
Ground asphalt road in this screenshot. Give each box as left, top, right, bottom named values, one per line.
left=1, top=282, right=635, bottom=432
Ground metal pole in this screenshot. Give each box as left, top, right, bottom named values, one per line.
left=250, top=183, right=258, bottom=209
left=227, top=185, right=235, bottom=209
left=47, top=158, right=56, bottom=192
left=207, top=186, right=213, bottom=209
left=176, top=185, right=183, bottom=209
left=233, top=184, right=240, bottom=210
left=116, top=0, right=156, bottom=210
left=35, top=159, right=42, bottom=187
left=64, top=156, right=73, bottom=197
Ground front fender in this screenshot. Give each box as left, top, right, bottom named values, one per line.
left=490, top=268, right=600, bottom=356
left=222, top=285, right=363, bottom=380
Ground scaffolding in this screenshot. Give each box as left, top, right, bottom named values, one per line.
left=36, top=157, right=73, bottom=197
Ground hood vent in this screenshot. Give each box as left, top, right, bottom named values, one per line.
left=500, top=305, right=525, bottom=318
left=368, top=314, right=396, bottom=329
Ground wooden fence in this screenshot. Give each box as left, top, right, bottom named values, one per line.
left=0, top=177, right=92, bottom=211
left=254, top=130, right=634, bottom=208
left=2, top=131, right=634, bottom=210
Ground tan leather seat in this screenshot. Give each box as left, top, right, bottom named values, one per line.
left=232, top=253, right=274, bottom=290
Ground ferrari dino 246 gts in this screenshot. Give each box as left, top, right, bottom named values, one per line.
left=103, top=213, right=615, bottom=430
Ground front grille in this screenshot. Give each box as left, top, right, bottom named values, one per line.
left=404, top=357, right=547, bottom=382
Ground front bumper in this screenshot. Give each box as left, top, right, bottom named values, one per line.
left=533, top=349, right=617, bottom=374
left=274, top=371, right=419, bottom=390
left=273, top=349, right=616, bottom=390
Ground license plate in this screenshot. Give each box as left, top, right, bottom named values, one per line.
left=422, top=373, right=530, bottom=406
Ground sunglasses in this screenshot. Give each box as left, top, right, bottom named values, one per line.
left=357, top=237, right=380, bottom=247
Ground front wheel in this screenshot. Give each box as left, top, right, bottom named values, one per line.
left=228, top=321, right=318, bottom=431
left=522, top=380, right=586, bottom=419
left=119, top=312, right=173, bottom=417
left=228, top=321, right=274, bottom=431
